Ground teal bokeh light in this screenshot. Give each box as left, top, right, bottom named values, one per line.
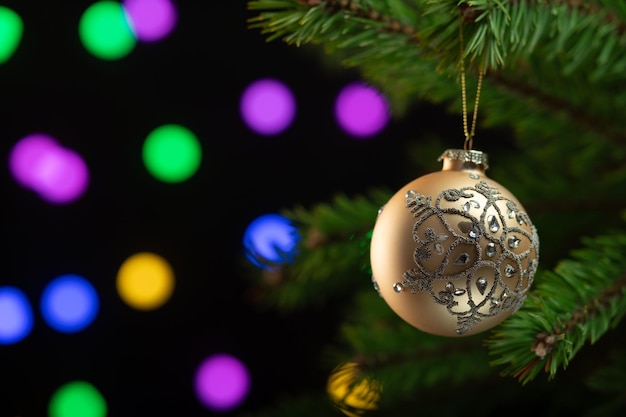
left=0, top=6, right=23, bottom=64
left=49, top=380, right=107, bottom=417
left=79, top=1, right=136, bottom=60
left=142, top=124, right=203, bottom=183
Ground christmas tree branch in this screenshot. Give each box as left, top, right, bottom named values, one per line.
left=237, top=393, right=335, bottom=417
left=487, top=72, right=626, bottom=146
left=248, top=0, right=423, bottom=47
left=486, top=231, right=626, bottom=384
left=248, top=0, right=626, bottom=146
left=248, top=0, right=626, bottom=74
left=243, top=191, right=390, bottom=311
left=547, top=0, right=626, bottom=35
left=318, top=289, right=501, bottom=409
left=524, top=198, right=626, bottom=215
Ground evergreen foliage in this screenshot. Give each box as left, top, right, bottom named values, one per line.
left=242, top=1, right=626, bottom=416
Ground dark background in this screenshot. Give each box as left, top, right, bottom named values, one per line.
left=0, top=1, right=455, bottom=416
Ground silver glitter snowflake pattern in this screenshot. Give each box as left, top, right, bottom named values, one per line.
left=392, top=180, right=539, bottom=335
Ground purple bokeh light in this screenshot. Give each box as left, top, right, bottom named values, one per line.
left=8, top=133, right=89, bottom=204
left=334, top=81, right=391, bottom=139
left=194, top=353, right=251, bottom=412
left=240, top=78, right=296, bottom=136
left=9, top=134, right=59, bottom=188
left=123, top=0, right=177, bottom=42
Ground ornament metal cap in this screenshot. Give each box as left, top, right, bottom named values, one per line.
left=438, top=149, right=489, bottom=172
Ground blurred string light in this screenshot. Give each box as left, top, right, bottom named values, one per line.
left=8, top=133, right=89, bottom=205
left=40, top=274, right=100, bottom=333
left=0, top=286, right=34, bottom=345
left=334, top=81, right=390, bottom=139
left=116, top=252, right=175, bottom=310
left=79, top=0, right=176, bottom=60
left=0, top=6, right=23, bottom=64
left=79, top=0, right=136, bottom=60
left=242, top=213, right=300, bottom=269
left=48, top=380, right=107, bottom=417
left=194, top=353, right=251, bottom=412
left=327, top=362, right=383, bottom=417
left=123, top=0, right=178, bottom=42
left=240, top=78, right=296, bottom=136
left=142, top=123, right=202, bottom=183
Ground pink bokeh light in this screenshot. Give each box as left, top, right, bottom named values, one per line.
left=8, top=133, right=89, bottom=204
left=334, top=81, right=391, bottom=139
left=123, top=0, right=177, bottom=42
left=9, top=134, right=59, bottom=188
left=194, top=353, right=251, bottom=412
left=240, top=78, right=296, bottom=136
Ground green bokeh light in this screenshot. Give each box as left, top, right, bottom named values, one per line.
left=48, top=381, right=107, bottom=417
left=142, top=124, right=203, bottom=183
left=0, top=6, right=23, bottom=64
left=79, top=1, right=136, bottom=60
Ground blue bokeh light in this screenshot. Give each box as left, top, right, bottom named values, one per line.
left=0, top=286, right=34, bottom=345
left=242, top=213, right=300, bottom=269
left=40, top=274, right=100, bottom=333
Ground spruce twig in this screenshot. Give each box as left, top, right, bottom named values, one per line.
left=486, top=232, right=626, bottom=384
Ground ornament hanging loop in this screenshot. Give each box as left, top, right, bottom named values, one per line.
left=459, top=18, right=485, bottom=151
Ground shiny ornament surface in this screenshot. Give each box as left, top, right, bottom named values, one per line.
left=370, top=149, right=539, bottom=337
left=327, top=362, right=382, bottom=417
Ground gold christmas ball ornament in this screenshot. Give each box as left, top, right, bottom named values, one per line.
left=327, top=362, right=382, bottom=417
left=370, top=149, right=539, bottom=337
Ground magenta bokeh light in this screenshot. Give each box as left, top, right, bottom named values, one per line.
left=334, top=81, right=391, bottom=139
left=123, top=0, right=177, bottom=42
left=9, top=134, right=59, bottom=188
left=240, top=78, right=296, bottom=136
left=194, top=353, right=251, bottom=412
left=8, top=133, right=89, bottom=204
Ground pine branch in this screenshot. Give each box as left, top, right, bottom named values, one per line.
left=248, top=0, right=626, bottom=146
left=248, top=0, right=626, bottom=75
left=324, top=290, right=497, bottom=389
left=243, top=190, right=391, bottom=311
left=485, top=231, right=626, bottom=384
left=486, top=72, right=626, bottom=147
left=238, top=393, right=336, bottom=417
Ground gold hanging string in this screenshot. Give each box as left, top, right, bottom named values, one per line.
left=459, top=20, right=485, bottom=151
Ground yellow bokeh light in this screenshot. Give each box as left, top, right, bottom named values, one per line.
left=116, top=252, right=175, bottom=310
left=327, top=362, right=382, bottom=417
